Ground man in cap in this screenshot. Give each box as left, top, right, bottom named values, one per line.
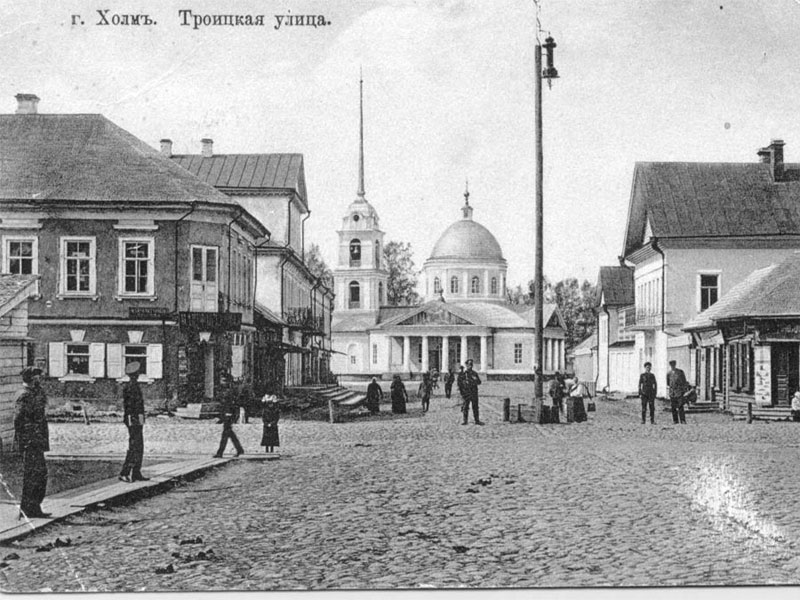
left=639, top=362, right=657, bottom=424
left=457, top=358, right=484, bottom=425
left=213, top=372, right=245, bottom=458
left=14, top=366, right=50, bottom=518
left=119, top=361, right=149, bottom=482
left=667, top=360, right=689, bottom=425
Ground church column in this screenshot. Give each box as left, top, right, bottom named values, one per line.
left=387, top=336, right=393, bottom=370
left=441, top=336, right=450, bottom=372
left=403, top=336, right=410, bottom=373
left=460, top=335, right=468, bottom=365
left=421, top=336, right=429, bottom=372
left=480, top=335, right=488, bottom=372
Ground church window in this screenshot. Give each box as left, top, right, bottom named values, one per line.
left=349, top=239, right=361, bottom=267
left=372, top=344, right=378, bottom=364
left=491, top=277, right=498, bottom=294
left=378, top=282, right=384, bottom=305
left=374, top=241, right=380, bottom=268
left=349, top=281, right=361, bottom=308
left=471, top=276, right=480, bottom=294
left=450, top=276, right=459, bottom=294
left=434, top=277, right=441, bottom=294
left=514, top=343, right=523, bottom=364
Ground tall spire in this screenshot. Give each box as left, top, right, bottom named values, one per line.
left=357, top=68, right=366, bottom=200
left=462, top=178, right=473, bottom=219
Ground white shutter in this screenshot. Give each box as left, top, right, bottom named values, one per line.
left=107, top=343, right=123, bottom=379
left=48, top=342, right=66, bottom=378
left=89, top=343, right=105, bottom=378
left=147, top=344, right=163, bottom=379
left=231, top=345, right=244, bottom=379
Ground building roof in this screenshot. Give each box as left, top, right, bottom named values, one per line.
left=0, top=275, right=37, bottom=319
left=254, top=302, right=287, bottom=326
left=332, top=313, right=379, bottom=332
left=0, top=114, right=233, bottom=205
left=623, top=161, right=800, bottom=257
left=569, top=333, right=597, bottom=356
left=596, top=266, right=634, bottom=306
left=684, top=253, right=800, bottom=328
left=428, top=219, right=504, bottom=262
left=172, top=153, right=307, bottom=209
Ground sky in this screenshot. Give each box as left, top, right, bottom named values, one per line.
left=3, top=0, right=800, bottom=288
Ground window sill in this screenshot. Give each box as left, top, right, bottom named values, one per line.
left=57, top=294, right=99, bottom=301
left=115, top=376, right=157, bottom=384
left=58, top=374, right=96, bottom=383
left=114, top=295, right=158, bottom=302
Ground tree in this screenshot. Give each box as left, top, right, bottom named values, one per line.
left=383, top=240, right=420, bottom=306
left=305, top=244, right=333, bottom=288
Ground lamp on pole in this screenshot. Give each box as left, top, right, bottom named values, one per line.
left=534, top=35, right=559, bottom=405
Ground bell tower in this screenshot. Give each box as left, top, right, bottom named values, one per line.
left=333, top=74, right=389, bottom=315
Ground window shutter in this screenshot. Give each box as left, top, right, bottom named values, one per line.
left=89, top=343, right=105, bottom=378
left=48, top=342, right=66, bottom=378
left=147, top=344, right=163, bottom=379
left=231, top=345, right=244, bottom=379
left=107, top=344, right=123, bottom=379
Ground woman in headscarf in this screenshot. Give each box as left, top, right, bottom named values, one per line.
left=260, top=394, right=280, bottom=453
left=390, top=374, right=408, bottom=414
left=366, top=377, right=382, bottom=414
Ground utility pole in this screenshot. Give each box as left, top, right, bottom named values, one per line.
left=534, top=36, right=559, bottom=405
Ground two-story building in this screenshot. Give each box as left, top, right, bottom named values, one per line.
left=613, top=139, right=800, bottom=394
left=171, top=141, right=334, bottom=387
left=594, top=265, right=636, bottom=393
left=0, top=94, right=269, bottom=409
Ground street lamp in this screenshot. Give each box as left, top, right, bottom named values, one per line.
left=533, top=35, right=559, bottom=407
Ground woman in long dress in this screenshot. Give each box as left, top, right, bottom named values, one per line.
left=260, top=395, right=280, bottom=453
left=366, top=377, right=382, bottom=414
left=390, top=375, right=408, bottom=414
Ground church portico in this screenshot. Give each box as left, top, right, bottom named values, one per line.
left=383, top=331, right=492, bottom=376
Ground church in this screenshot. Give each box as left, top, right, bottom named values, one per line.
left=329, top=80, right=566, bottom=380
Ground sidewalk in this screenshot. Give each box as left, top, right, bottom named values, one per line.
left=0, top=452, right=278, bottom=544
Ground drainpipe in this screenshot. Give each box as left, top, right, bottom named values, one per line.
left=226, top=207, right=245, bottom=312
left=301, top=208, right=312, bottom=262
left=174, top=202, right=197, bottom=314
left=601, top=304, right=610, bottom=392
left=652, top=238, right=666, bottom=332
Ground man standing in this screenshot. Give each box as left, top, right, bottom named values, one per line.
left=639, top=362, right=657, bottom=424
left=14, top=366, right=50, bottom=519
left=667, top=360, right=689, bottom=425
left=444, top=366, right=455, bottom=399
left=458, top=358, right=484, bottom=425
left=119, top=362, right=149, bottom=482
left=214, top=373, right=245, bottom=458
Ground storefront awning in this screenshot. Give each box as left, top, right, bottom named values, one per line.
left=697, top=330, right=725, bottom=348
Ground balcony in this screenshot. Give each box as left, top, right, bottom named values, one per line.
left=284, top=307, right=325, bottom=333
left=623, top=306, right=663, bottom=331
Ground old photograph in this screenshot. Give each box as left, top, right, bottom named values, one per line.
left=1, top=0, right=800, bottom=595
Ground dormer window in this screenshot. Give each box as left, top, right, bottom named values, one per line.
left=353, top=214, right=360, bottom=222
left=349, top=239, right=361, bottom=267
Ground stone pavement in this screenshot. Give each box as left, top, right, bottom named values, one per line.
left=1, top=383, right=800, bottom=592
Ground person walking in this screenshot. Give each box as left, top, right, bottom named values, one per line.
left=567, top=378, right=590, bottom=423
left=13, top=367, right=50, bottom=519
left=419, top=372, right=432, bottom=413
left=639, top=362, right=658, bottom=424
left=119, top=362, right=149, bottom=483
left=213, top=374, right=245, bottom=458
left=547, top=372, right=565, bottom=420
left=366, top=377, right=382, bottom=414
left=458, top=358, right=483, bottom=425
left=260, top=395, right=280, bottom=453
left=390, top=374, right=408, bottom=414
left=667, top=360, right=689, bottom=425
left=444, top=367, right=455, bottom=399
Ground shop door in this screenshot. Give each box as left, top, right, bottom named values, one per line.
left=771, top=344, right=798, bottom=406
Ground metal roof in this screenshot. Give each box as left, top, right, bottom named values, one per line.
left=0, top=275, right=37, bottom=318
left=596, top=266, right=634, bottom=306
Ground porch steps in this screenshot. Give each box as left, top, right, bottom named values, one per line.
left=727, top=397, right=793, bottom=421
left=685, top=401, right=719, bottom=414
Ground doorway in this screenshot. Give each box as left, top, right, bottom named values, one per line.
left=771, top=343, right=799, bottom=406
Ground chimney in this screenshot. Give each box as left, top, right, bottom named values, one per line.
left=757, top=147, right=771, bottom=163
left=15, top=93, right=40, bottom=115
left=160, top=139, right=173, bottom=157
left=769, top=139, right=785, bottom=181
left=201, top=138, right=213, bottom=158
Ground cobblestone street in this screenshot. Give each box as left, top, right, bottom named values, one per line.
left=2, top=383, right=800, bottom=592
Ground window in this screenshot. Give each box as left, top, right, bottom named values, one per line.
left=124, top=345, right=148, bottom=376
left=700, top=273, right=719, bottom=311
left=514, top=343, right=523, bottom=364
left=374, top=241, right=380, bottom=268
left=450, top=276, right=459, bottom=294
left=190, top=245, right=218, bottom=312
left=471, top=276, right=480, bottom=294
left=349, top=281, right=360, bottom=308
left=372, top=344, right=378, bottom=364
left=491, top=277, right=498, bottom=294
left=66, top=343, right=90, bottom=375
left=378, top=282, right=384, bottom=305
left=350, top=355, right=357, bottom=365
left=61, top=237, right=96, bottom=295
left=434, top=277, right=441, bottom=294
left=3, top=238, right=37, bottom=275
left=349, top=239, right=361, bottom=267
left=119, top=239, right=154, bottom=296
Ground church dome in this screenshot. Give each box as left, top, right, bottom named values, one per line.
left=429, top=219, right=504, bottom=261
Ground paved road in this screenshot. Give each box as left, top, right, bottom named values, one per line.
left=2, top=384, right=800, bottom=592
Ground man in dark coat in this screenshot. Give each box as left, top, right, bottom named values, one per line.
left=14, top=367, right=50, bottom=518
left=366, top=377, right=382, bottom=414
left=214, top=373, right=245, bottom=458
left=667, top=360, right=689, bottom=425
left=458, top=359, right=483, bottom=425
left=639, top=362, right=658, bottom=424
left=444, top=367, right=455, bottom=399
left=119, top=362, right=149, bottom=482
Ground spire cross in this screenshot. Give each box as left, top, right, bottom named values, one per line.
left=357, top=69, right=366, bottom=199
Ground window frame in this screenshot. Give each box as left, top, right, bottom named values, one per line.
left=514, top=342, right=523, bottom=365
left=471, top=276, right=480, bottom=294
left=349, top=239, right=362, bottom=267
left=349, top=280, right=361, bottom=308
left=60, top=236, right=97, bottom=297
left=450, top=276, right=459, bottom=294
left=697, top=271, right=721, bottom=312
left=2, top=235, right=38, bottom=276
left=66, top=342, right=91, bottom=376
left=117, top=236, right=155, bottom=298
left=491, top=277, right=498, bottom=295
left=123, top=344, right=148, bottom=377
